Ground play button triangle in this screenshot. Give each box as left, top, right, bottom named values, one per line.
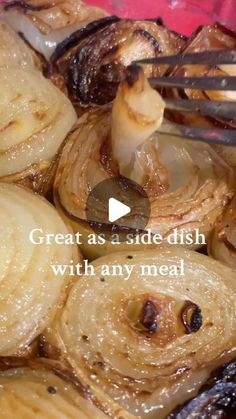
left=108, top=197, right=131, bottom=223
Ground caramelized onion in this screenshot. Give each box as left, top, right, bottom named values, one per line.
left=208, top=194, right=236, bottom=270
left=168, top=359, right=236, bottom=418
left=49, top=17, right=184, bottom=106
left=0, top=358, right=114, bottom=418
left=54, top=70, right=234, bottom=259
left=181, top=301, right=202, bottom=335
left=165, top=24, right=236, bottom=170
left=140, top=300, right=159, bottom=333
left=0, top=183, right=79, bottom=356
left=0, top=67, right=76, bottom=194
left=44, top=247, right=236, bottom=418
left=0, top=0, right=107, bottom=60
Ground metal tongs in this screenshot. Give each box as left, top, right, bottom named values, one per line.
left=133, top=50, right=236, bottom=146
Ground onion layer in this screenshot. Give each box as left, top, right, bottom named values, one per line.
left=2, top=0, right=107, bottom=33
left=0, top=358, right=111, bottom=419
left=0, top=21, right=41, bottom=68
left=0, top=67, right=76, bottom=194
left=44, top=247, right=236, bottom=418
left=208, top=194, right=236, bottom=270
left=165, top=23, right=236, bottom=170
left=54, top=71, right=234, bottom=259
left=0, top=183, right=79, bottom=356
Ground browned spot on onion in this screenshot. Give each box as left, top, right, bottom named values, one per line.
left=140, top=300, right=159, bottom=333
left=47, top=385, right=57, bottom=394
left=181, top=300, right=203, bottom=334
left=34, top=111, right=46, bottom=120
left=0, top=120, right=17, bottom=133
left=126, top=299, right=158, bottom=334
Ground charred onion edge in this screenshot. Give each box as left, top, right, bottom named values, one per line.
left=181, top=300, right=203, bottom=334
left=3, top=0, right=51, bottom=12
left=140, top=300, right=159, bottom=333
left=50, top=16, right=120, bottom=64
left=167, top=359, right=236, bottom=418
left=66, top=21, right=164, bottom=105
left=50, top=15, right=186, bottom=66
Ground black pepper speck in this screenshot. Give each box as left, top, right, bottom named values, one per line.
left=47, top=386, right=57, bottom=395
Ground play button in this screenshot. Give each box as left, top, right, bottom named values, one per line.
left=108, top=198, right=131, bottom=222
left=86, top=177, right=150, bottom=242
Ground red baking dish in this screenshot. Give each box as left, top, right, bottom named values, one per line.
left=85, top=0, right=236, bottom=35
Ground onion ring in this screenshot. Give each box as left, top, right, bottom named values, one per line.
left=0, top=67, right=76, bottom=194
left=44, top=247, right=236, bottom=418
left=0, top=183, right=79, bottom=355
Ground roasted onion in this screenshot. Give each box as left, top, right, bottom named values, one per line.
left=0, top=21, right=41, bottom=68
left=54, top=68, right=234, bottom=259
left=2, top=0, right=107, bottom=33
left=0, top=0, right=107, bottom=60
left=0, top=358, right=117, bottom=419
left=44, top=247, right=236, bottom=418
left=0, top=67, right=76, bottom=194
left=208, top=194, right=236, bottom=270
left=0, top=183, right=79, bottom=356
left=168, top=359, right=236, bottom=418
left=49, top=17, right=184, bottom=106
left=165, top=23, right=236, bottom=169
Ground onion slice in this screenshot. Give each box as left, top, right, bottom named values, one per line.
left=0, top=183, right=79, bottom=356
left=44, top=247, right=236, bottom=418
left=165, top=23, right=236, bottom=170
left=0, top=67, right=77, bottom=194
